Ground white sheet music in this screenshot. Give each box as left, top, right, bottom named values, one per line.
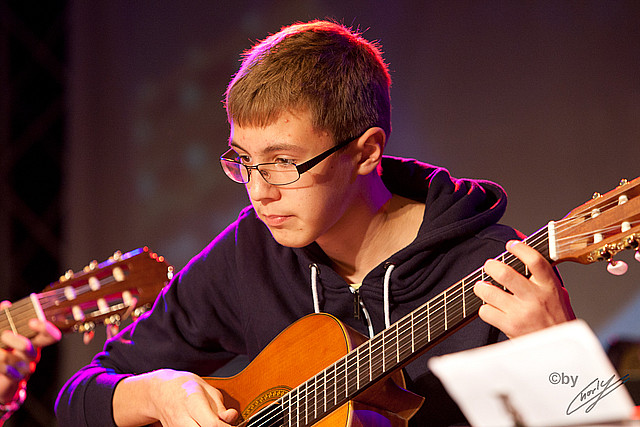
left=428, top=319, right=636, bottom=426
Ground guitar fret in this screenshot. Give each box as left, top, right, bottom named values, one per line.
left=420, top=304, right=429, bottom=347
left=387, top=325, right=398, bottom=369
left=346, top=351, right=356, bottom=397
left=451, top=284, right=464, bottom=329
left=382, top=329, right=387, bottom=372
left=310, top=378, right=315, bottom=425
left=373, top=334, right=384, bottom=379
left=443, top=290, right=448, bottom=331
left=331, top=362, right=337, bottom=406
left=399, top=317, right=412, bottom=361
left=2, top=306, right=17, bottom=334
left=396, top=322, right=400, bottom=364
left=347, top=354, right=352, bottom=398
left=304, top=378, right=309, bottom=425
left=288, top=396, right=293, bottom=427
left=382, top=329, right=388, bottom=372
left=356, top=345, right=361, bottom=391
left=410, top=311, right=415, bottom=353
left=324, top=364, right=334, bottom=410
left=286, top=388, right=294, bottom=426
left=356, top=343, right=367, bottom=389
left=335, top=358, right=344, bottom=403
left=282, top=392, right=290, bottom=426
left=500, top=254, right=508, bottom=290
left=312, top=374, right=317, bottom=423
left=465, top=276, right=481, bottom=314
left=310, top=378, right=315, bottom=424
left=0, top=297, right=41, bottom=341
left=461, top=278, right=466, bottom=318
left=431, top=294, right=446, bottom=337
left=299, top=384, right=304, bottom=426
left=299, top=386, right=304, bottom=426
left=316, top=369, right=324, bottom=418
left=343, top=353, right=350, bottom=398
left=426, top=300, right=431, bottom=343
left=368, top=339, right=373, bottom=383
left=319, top=369, right=327, bottom=413
left=295, top=385, right=300, bottom=425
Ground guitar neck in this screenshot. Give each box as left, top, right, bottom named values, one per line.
left=1, top=247, right=172, bottom=342
left=0, top=294, right=45, bottom=346
left=277, top=225, right=551, bottom=425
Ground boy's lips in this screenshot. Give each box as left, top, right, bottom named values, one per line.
left=261, top=214, right=292, bottom=227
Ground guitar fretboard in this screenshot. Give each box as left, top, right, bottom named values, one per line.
left=252, top=225, right=551, bottom=427
left=0, top=295, right=41, bottom=346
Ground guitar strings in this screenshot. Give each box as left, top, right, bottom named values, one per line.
left=288, top=216, right=607, bottom=425
left=244, top=208, right=628, bottom=425
left=241, top=206, right=637, bottom=426
left=37, top=274, right=123, bottom=310
left=271, top=226, right=551, bottom=426
left=555, top=221, right=639, bottom=254
left=277, top=266, right=520, bottom=422
left=551, top=196, right=638, bottom=247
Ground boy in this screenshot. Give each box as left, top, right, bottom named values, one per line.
left=56, top=20, right=574, bottom=426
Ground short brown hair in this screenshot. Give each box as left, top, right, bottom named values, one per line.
left=225, top=20, right=391, bottom=143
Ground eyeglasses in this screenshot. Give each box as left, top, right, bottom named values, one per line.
left=219, top=134, right=360, bottom=186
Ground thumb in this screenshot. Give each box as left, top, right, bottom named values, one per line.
left=218, top=408, right=239, bottom=423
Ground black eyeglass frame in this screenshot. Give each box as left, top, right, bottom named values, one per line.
left=219, top=133, right=362, bottom=186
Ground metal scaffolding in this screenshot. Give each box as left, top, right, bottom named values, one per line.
left=0, top=1, right=66, bottom=425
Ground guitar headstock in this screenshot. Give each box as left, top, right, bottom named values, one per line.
left=40, top=247, right=173, bottom=334
left=551, top=177, right=640, bottom=270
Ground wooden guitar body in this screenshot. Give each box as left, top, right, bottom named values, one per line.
left=203, top=313, right=424, bottom=426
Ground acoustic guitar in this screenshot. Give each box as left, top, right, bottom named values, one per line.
left=0, top=247, right=172, bottom=345
left=200, top=176, right=640, bottom=427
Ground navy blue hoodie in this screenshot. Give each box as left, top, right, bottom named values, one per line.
left=56, top=156, right=520, bottom=426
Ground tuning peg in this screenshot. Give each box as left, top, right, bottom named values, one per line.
left=60, top=269, right=75, bottom=282
left=83, top=330, right=95, bottom=345
left=607, top=260, right=628, bottom=276
left=106, top=324, right=119, bottom=339
left=109, top=250, right=123, bottom=262
left=83, top=260, right=98, bottom=273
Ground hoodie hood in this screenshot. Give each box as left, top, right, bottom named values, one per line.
left=297, top=155, right=513, bottom=331
left=379, top=156, right=508, bottom=258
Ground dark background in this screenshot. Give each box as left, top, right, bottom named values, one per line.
left=2, top=1, right=639, bottom=425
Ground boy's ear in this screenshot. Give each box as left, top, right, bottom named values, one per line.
left=354, top=127, right=386, bottom=175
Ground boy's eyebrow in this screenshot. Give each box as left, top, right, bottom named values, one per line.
left=229, top=140, right=245, bottom=151
left=229, top=140, right=305, bottom=154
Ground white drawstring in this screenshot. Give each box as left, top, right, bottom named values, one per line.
left=355, top=288, right=375, bottom=339
left=310, top=263, right=321, bottom=313
left=383, top=264, right=395, bottom=329
left=309, top=262, right=396, bottom=338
